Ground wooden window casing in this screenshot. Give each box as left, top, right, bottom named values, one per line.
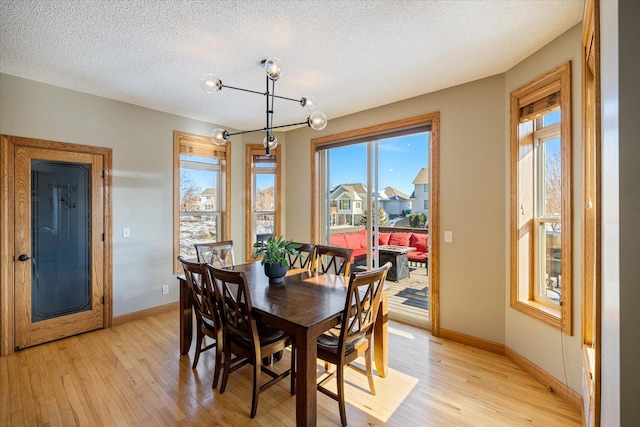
left=509, top=62, right=572, bottom=334
left=173, top=131, right=230, bottom=273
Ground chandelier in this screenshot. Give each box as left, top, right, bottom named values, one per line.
left=201, top=57, right=327, bottom=155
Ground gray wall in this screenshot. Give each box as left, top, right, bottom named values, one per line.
left=601, top=0, right=640, bottom=424
left=0, top=74, right=248, bottom=315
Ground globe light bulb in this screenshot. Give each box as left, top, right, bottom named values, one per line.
left=211, top=128, right=229, bottom=145
left=201, top=74, right=222, bottom=94
left=263, top=57, right=282, bottom=81
left=263, top=134, right=278, bottom=150
left=308, top=111, right=327, bottom=130
left=300, top=96, right=316, bottom=111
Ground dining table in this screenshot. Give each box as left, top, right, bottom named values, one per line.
left=177, top=261, right=389, bottom=427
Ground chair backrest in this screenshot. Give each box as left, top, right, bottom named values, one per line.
left=338, top=262, right=391, bottom=354
left=206, top=265, right=259, bottom=350
left=178, top=256, right=220, bottom=332
left=195, top=241, right=235, bottom=267
left=314, top=244, right=354, bottom=276
left=287, top=243, right=316, bottom=270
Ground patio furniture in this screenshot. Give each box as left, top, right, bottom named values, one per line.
left=378, top=245, right=415, bottom=282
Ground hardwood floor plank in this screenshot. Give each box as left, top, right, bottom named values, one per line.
left=1, top=310, right=581, bottom=426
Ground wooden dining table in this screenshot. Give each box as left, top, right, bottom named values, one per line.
left=178, top=262, right=389, bottom=427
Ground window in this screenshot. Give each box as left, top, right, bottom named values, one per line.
left=339, top=199, right=351, bottom=210
left=246, top=144, right=281, bottom=261
left=173, top=131, right=230, bottom=273
left=423, top=184, right=428, bottom=192
left=424, top=200, right=429, bottom=210
left=510, top=63, right=572, bottom=333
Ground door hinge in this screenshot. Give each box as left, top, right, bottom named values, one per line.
left=102, top=296, right=106, bottom=304
left=101, top=170, right=105, bottom=178
left=102, top=233, right=105, bottom=241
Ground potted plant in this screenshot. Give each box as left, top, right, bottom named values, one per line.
left=253, top=236, right=302, bottom=284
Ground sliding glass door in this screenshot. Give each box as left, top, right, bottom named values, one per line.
left=317, top=131, right=430, bottom=326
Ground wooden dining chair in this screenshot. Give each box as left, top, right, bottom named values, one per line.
left=316, top=262, right=391, bottom=426
left=206, top=265, right=295, bottom=419
left=286, top=242, right=316, bottom=270
left=177, top=256, right=224, bottom=389
left=194, top=240, right=235, bottom=267
left=313, top=244, right=354, bottom=277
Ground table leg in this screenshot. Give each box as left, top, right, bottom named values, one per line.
left=295, top=326, right=317, bottom=427
left=374, top=291, right=388, bottom=378
left=179, top=277, right=193, bottom=355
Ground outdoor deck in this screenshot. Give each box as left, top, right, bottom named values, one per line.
left=385, top=265, right=429, bottom=328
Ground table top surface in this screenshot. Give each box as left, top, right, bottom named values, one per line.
left=216, top=262, right=349, bottom=329
left=378, top=245, right=416, bottom=254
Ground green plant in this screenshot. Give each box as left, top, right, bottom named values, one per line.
left=252, top=236, right=302, bottom=266
left=409, top=212, right=427, bottom=228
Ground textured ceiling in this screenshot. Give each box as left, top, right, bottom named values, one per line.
left=0, top=0, right=584, bottom=131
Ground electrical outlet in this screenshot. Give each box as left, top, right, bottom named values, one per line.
left=444, top=230, right=453, bottom=243
left=162, top=285, right=169, bottom=295
left=122, top=227, right=131, bottom=238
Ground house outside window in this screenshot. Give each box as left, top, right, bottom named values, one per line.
left=339, top=199, right=351, bottom=210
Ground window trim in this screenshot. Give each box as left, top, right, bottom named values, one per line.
left=173, top=131, right=230, bottom=274
left=509, top=62, right=572, bottom=334
left=245, top=144, right=281, bottom=262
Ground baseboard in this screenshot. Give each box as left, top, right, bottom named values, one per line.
left=439, top=327, right=505, bottom=355
left=505, top=346, right=583, bottom=411
left=112, top=301, right=179, bottom=326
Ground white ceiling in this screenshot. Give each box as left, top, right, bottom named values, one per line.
left=0, top=0, right=584, bottom=131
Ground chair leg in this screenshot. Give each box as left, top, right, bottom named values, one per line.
left=365, top=347, right=375, bottom=395
left=219, top=340, right=232, bottom=394
left=212, top=344, right=222, bottom=389
left=337, top=364, right=347, bottom=426
left=192, top=328, right=203, bottom=369
left=250, top=359, right=261, bottom=418
left=290, top=345, right=296, bottom=395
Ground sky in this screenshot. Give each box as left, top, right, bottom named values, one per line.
left=182, top=131, right=429, bottom=196
left=328, top=132, right=429, bottom=196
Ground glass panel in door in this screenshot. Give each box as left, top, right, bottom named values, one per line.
left=31, top=160, right=92, bottom=321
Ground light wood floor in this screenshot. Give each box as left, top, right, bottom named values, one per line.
left=0, top=310, right=582, bottom=426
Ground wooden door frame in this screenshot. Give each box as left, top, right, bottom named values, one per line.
left=310, top=112, right=440, bottom=334
left=0, top=135, right=113, bottom=356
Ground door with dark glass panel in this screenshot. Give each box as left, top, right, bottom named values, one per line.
left=14, top=147, right=105, bottom=349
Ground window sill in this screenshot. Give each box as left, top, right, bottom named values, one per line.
left=510, top=299, right=567, bottom=332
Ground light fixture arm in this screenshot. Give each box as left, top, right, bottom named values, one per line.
left=203, top=57, right=327, bottom=154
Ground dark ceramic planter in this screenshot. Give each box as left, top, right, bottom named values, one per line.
left=264, top=262, right=287, bottom=284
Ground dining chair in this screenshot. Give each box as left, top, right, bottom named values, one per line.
left=194, top=240, right=235, bottom=267
left=177, top=256, right=224, bottom=389
left=316, top=262, right=391, bottom=427
left=313, top=244, right=354, bottom=277
left=207, top=265, right=296, bottom=419
left=286, top=242, right=316, bottom=270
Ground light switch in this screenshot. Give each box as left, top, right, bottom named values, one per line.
left=444, top=230, right=453, bottom=243
left=122, top=227, right=131, bottom=238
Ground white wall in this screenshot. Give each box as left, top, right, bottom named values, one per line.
left=0, top=74, right=249, bottom=316
left=504, top=24, right=583, bottom=395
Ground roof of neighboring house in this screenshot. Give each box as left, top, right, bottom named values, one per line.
left=412, top=167, right=429, bottom=185
left=200, top=188, right=216, bottom=197
left=330, top=184, right=364, bottom=201
left=380, top=186, right=411, bottom=200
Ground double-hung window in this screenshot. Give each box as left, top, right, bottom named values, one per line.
left=173, top=131, right=230, bottom=273
left=510, top=62, right=572, bottom=333
left=246, top=144, right=281, bottom=261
